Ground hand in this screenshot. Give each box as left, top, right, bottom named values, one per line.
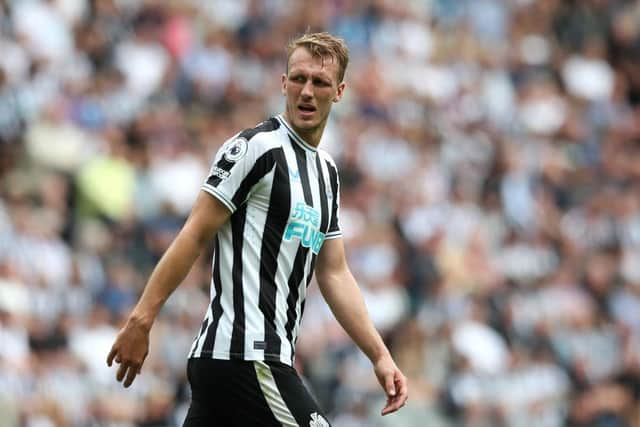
left=373, top=356, right=408, bottom=416
left=106, top=316, right=150, bottom=388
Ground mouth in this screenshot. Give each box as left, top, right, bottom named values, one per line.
left=297, top=104, right=316, bottom=116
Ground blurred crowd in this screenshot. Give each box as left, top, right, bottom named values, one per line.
left=1, top=0, right=640, bottom=426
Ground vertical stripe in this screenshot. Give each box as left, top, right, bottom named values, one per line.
left=253, top=361, right=299, bottom=426
left=190, top=316, right=209, bottom=357
left=292, top=138, right=313, bottom=203
left=217, top=226, right=236, bottom=357
left=201, top=238, right=224, bottom=355
left=325, top=160, right=340, bottom=234
left=304, top=155, right=331, bottom=281
left=242, top=168, right=275, bottom=358
left=231, top=150, right=277, bottom=208
left=260, top=148, right=290, bottom=361
left=230, top=205, right=247, bottom=357
left=283, top=140, right=314, bottom=359
left=291, top=252, right=314, bottom=352
left=316, top=157, right=330, bottom=234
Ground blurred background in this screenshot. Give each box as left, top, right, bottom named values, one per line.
left=1, top=0, right=640, bottom=426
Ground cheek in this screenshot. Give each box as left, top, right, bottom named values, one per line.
left=286, top=85, right=301, bottom=99
left=318, top=89, right=335, bottom=103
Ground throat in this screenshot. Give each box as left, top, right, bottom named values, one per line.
left=282, top=112, right=323, bottom=147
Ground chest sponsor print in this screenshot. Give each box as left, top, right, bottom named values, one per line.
left=284, top=202, right=325, bottom=254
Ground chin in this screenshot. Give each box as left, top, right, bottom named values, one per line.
left=294, top=118, right=317, bottom=129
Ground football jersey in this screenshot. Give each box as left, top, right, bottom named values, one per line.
left=189, top=115, right=341, bottom=366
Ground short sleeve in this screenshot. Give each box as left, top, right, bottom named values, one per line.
left=202, top=135, right=274, bottom=213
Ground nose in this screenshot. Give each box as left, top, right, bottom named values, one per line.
left=301, top=80, right=313, bottom=99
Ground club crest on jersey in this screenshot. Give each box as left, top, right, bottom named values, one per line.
left=285, top=202, right=325, bottom=254
left=223, top=137, right=248, bottom=162
left=309, top=412, right=329, bottom=427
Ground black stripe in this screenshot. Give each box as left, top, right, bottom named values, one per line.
left=291, top=137, right=313, bottom=203
left=317, top=157, right=330, bottom=234
left=259, top=148, right=290, bottom=361
left=201, top=237, right=223, bottom=355
left=231, top=149, right=277, bottom=208
left=299, top=300, right=307, bottom=327
left=325, top=160, right=339, bottom=234
left=230, top=205, right=247, bottom=357
left=283, top=140, right=314, bottom=359
left=293, top=299, right=306, bottom=348
left=190, top=316, right=209, bottom=358
left=206, top=117, right=280, bottom=188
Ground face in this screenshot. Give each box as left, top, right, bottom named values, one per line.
left=281, top=47, right=346, bottom=144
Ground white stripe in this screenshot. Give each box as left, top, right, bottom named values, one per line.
left=242, top=168, right=275, bottom=359
left=254, top=361, right=299, bottom=427
left=214, top=224, right=235, bottom=357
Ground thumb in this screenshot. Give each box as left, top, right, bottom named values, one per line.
left=385, top=373, right=396, bottom=397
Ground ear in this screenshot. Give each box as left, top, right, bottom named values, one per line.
left=333, top=81, right=346, bottom=103
left=281, top=73, right=287, bottom=96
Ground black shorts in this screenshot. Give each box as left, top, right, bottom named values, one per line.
left=183, top=358, right=331, bottom=426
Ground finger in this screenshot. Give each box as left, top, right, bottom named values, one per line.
left=381, top=396, right=404, bottom=416
left=382, top=380, right=408, bottom=416
left=384, top=373, right=396, bottom=397
left=107, top=347, right=117, bottom=366
left=395, top=375, right=408, bottom=402
left=124, top=364, right=139, bottom=388
left=138, top=352, right=148, bottom=374
left=117, top=362, right=129, bottom=382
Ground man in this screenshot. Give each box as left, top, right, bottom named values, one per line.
left=107, top=32, right=408, bottom=426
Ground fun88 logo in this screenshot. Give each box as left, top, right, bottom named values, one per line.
left=284, top=202, right=325, bottom=254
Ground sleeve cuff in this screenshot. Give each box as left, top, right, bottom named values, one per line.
left=324, top=231, right=342, bottom=240
left=202, top=184, right=236, bottom=213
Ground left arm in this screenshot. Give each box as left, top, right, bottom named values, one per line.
left=315, top=237, right=408, bottom=415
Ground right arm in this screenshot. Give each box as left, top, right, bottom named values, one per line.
left=107, top=192, right=230, bottom=387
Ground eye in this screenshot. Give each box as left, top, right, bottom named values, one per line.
left=313, top=79, right=330, bottom=87
left=291, top=75, right=305, bottom=83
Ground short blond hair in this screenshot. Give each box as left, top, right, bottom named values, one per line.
left=286, top=32, right=349, bottom=83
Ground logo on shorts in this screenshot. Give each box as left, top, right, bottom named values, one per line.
left=223, top=137, right=248, bottom=162
left=309, top=412, right=329, bottom=427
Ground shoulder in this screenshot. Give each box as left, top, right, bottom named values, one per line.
left=224, top=118, right=284, bottom=158
left=237, top=117, right=281, bottom=142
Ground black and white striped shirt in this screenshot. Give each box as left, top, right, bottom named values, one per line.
left=189, top=115, right=341, bottom=366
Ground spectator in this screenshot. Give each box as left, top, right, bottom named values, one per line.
left=1, top=1, right=639, bottom=425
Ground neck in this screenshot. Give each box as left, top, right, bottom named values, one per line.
left=282, top=112, right=324, bottom=147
